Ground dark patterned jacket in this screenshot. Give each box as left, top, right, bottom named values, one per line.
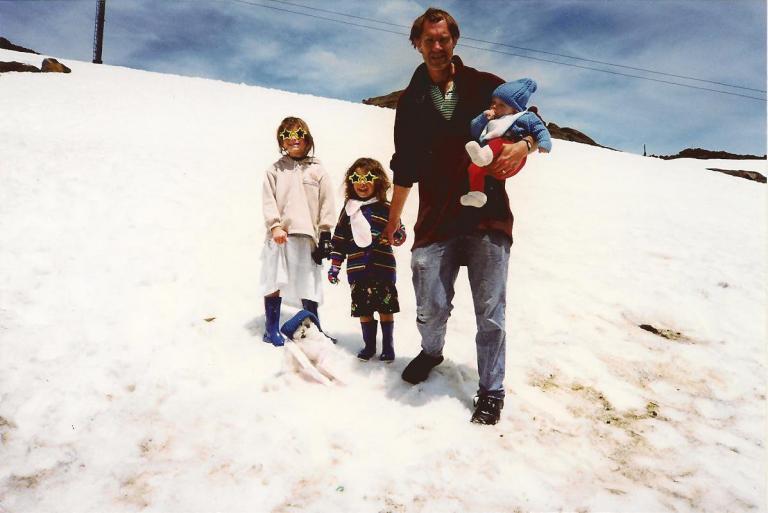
left=390, top=55, right=515, bottom=250
left=330, top=201, right=398, bottom=284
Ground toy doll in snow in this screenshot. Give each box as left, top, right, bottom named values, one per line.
left=279, top=309, right=348, bottom=385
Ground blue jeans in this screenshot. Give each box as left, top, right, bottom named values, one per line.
left=411, top=231, right=511, bottom=398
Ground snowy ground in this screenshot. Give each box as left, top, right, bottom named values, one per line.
left=0, top=49, right=766, bottom=513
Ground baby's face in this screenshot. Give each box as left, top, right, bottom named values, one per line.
left=489, top=97, right=517, bottom=117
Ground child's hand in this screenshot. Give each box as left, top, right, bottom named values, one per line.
left=327, top=265, right=340, bottom=284
left=484, top=109, right=495, bottom=120
left=271, top=227, right=287, bottom=244
left=538, top=148, right=549, bottom=154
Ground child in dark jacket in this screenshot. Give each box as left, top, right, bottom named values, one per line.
left=328, top=158, right=406, bottom=361
left=461, top=78, right=552, bottom=208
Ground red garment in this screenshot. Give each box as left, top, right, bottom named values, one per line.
left=390, top=56, right=517, bottom=250
left=467, top=138, right=527, bottom=192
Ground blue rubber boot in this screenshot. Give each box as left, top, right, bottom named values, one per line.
left=357, top=320, right=378, bottom=361
left=379, top=321, right=395, bottom=362
left=263, top=296, right=285, bottom=347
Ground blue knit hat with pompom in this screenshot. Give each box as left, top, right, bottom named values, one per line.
left=492, top=78, right=537, bottom=112
left=280, top=309, right=320, bottom=339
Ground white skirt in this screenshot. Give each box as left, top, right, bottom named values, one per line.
left=258, top=235, right=323, bottom=305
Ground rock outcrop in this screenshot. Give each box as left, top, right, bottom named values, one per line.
left=0, top=37, right=39, bottom=54
left=362, top=90, right=402, bottom=109
left=706, top=168, right=766, bottom=184
left=0, top=61, right=40, bottom=73
left=41, top=58, right=71, bottom=73
left=652, top=148, right=766, bottom=160
left=545, top=122, right=603, bottom=148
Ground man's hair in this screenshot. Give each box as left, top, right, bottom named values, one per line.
left=409, top=7, right=460, bottom=48
left=343, top=157, right=391, bottom=202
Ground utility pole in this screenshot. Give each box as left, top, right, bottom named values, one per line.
left=92, top=0, right=106, bottom=64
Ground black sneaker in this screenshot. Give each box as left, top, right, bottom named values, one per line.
left=470, top=395, right=504, bottom=425
left=401, top=350, right=444, bottom=384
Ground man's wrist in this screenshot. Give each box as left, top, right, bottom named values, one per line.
left=521, top=139, right=532, bottom=153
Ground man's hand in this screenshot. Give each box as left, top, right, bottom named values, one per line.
left=392, top=223, right=407, bottom=247
left=271, top=226, right=288, bottom=244
left=381, top=220, right=399, bottom=246
left=381, top=185, right=411, bottom=245
left=486, top=139, right=531, bottom=180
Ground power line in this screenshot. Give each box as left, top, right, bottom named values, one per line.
left=459, top=42, right=766, bottom=102
left=260, top=0, right=765, bottom=94
left=229, top=0, right=765, bottom=102
left=18, top=0, right=762, bottom=101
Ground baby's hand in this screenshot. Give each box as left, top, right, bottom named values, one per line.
left=484, top=109, right=495, bottom=120
left=271, top=227, right=287, bottom=244
left=538, top=148, right=549, bottom=154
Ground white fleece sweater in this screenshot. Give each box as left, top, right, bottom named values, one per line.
left=261, top=155, right=336, bottom=241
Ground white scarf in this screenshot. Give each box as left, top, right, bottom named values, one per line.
left=345, top=198, right=378, bottom=247
left=480, top=110, right=527, bottom=143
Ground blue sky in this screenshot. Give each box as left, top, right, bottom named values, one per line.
left=1, top=0, right=766, bottom=156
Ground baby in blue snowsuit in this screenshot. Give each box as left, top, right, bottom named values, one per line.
left=461, top=78, right=552, bottom=208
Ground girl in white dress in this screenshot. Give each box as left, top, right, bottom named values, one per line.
left=259, top=116, right=336, bottom=346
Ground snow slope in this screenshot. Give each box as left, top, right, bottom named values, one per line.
left=0, top=50, right=766, bottom=513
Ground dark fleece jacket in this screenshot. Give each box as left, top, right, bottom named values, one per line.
left=390, top=55, right=515, bottom=250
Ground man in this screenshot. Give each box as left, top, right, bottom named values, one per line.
left=382, top=7, right=535, bottom=425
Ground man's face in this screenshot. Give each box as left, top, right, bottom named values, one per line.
left=416, top=20, right=456, bottom=73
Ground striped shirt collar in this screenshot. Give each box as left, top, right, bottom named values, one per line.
left=429, top=80, right=458, bottom=120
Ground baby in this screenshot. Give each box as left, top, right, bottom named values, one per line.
left=461, top=78, right=552, bottom=208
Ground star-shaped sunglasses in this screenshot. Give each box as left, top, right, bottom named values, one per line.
left=348, top=171, right=379, bottom=185
left=279, top=127, right=308, bottom=140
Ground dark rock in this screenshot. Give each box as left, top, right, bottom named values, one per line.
left=652, top=147, right=766, bottom=160
left=706, top=168, right=766, bottom=183
left=363, top=90, right=402, bottom=109
left=546, top=122, right=605, bottom=148
left=639, top=324, right=684, bottom=341
left=0, top=61, right=40, bottom=73
left=41, top=58, right=71, bottom=73
left=0, top=37, right=39, bottom=54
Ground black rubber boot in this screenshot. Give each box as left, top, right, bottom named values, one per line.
left=379, top=321, right=395, bottom=362
left=357, top=320, right=378, bottom=361
left=263, top=296, right=285, bottom=347
left=401, top=350, right=444, bottom=384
